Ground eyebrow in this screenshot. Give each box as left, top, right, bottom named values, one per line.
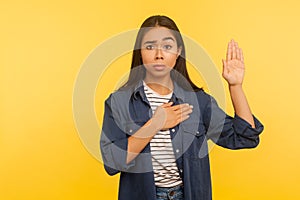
left=143, top=37, right=175, bottom=45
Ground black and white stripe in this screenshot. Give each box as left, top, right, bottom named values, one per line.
left=143, top=81, right=183, bottom=188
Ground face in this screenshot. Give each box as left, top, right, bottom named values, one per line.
left=140, top=26, right=182, bottom=80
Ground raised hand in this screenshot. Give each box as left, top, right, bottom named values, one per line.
left=222, top=39, right=245, bottom=86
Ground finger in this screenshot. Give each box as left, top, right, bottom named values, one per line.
left=222, top=59, right=225, bottom=76
left=232, top=40, right=236, bottom=59
left=162, top=102, right=173, bottom=108
left=178, top=114, right=190, bottom=123
left=235, top=41, right=241, bottom=60
left=177, top=103, right=192, bottom=110
left=176, top=107, right=192, bottom=117
left=171, top=103, right=189, bottom=111
left=222, top=59, right=226, bottom=68
left=236, top=47, right=241, bottom=60
left=180, top=104, right=192, bottom=114
left=173, top=105, right=191, bottom=115
left=240, top=48, right=244, bottom=63
left=175, top=104, right=193, bottom=116
left=173, top=105, right=192, bottom=119
left=181, top=107, right=193, bottom=116
left=170, top=104, right=180, bottom=110
left=226, top=41, right=232, bottom=61
left=222, top=59, right=229, bottom=75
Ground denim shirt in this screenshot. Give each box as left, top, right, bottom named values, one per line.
left=100, top=81, right=264, bottom=200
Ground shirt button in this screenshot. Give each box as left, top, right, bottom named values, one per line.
left=129, top=129, right=133, bottom=133
left=171, top=128, right=175, bottom=133
left=180, top=169, right=183, bottom=173
left=169, top=191, right=175, bottom=196
left=176, top=149, right=179, bottom=153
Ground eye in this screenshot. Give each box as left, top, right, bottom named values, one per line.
left=145, top=45, right=155, bottom=50
left=163, top=45, right=172, bottom=50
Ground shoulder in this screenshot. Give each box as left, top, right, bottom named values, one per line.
left=106, top=88, right=133, bottom=100
left=177, top=88, right=213, bottom=114
left=193, top=89, right=214, bottom=105
left=104, top=88, right=136, bottom=107
left=191, top=89, right=224, bottom=114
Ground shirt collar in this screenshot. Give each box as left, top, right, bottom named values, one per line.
left=133, top=80, right=186, bottom=102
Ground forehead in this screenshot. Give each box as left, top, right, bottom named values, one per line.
left=142, top=27, right=176, bottom=42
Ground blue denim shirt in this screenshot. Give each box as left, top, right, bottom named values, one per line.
left=100, top=81, right=264, bottom=200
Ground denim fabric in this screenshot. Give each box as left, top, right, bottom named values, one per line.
left=100, top=80, right=264, bottom=200
left=156, top=185, right=184, bottom=200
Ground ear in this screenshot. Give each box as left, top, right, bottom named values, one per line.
left=177, top=46, right=182, bottom=58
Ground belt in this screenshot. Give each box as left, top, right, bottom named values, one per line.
left=156, top=184, right=183, bottom=197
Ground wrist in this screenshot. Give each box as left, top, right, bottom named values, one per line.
left=229, top=83, right=243, bottom=90
left=148, top=117, right=163, bottom=132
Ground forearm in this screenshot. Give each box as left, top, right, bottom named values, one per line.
left=229, top=84, right=255, bottom=128
left=126, top=119, right=160, bottom=164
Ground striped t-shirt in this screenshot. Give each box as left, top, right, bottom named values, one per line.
left=143, top=81, right=183, bottom=188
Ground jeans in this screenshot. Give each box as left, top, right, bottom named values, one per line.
left=155, top=184, right=184, bottom=200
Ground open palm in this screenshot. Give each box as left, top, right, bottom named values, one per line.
left=222, top=39, right=245, bottom=86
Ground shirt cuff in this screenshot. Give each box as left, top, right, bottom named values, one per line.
left=110, top=137, right=136, bottom=171
left=233, top=114, right=264, bottom=137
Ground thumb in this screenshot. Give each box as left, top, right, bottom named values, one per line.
left=222, top=59, right=228, bottom=74
left=162, top=101, right=173, bottom=108
left=222, top=59, right=226, bottom=68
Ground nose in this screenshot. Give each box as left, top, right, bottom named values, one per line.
left=155, top=47, right=164, bottom=60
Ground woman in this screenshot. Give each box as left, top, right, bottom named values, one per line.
left=100, top=15, right=263, bottom=200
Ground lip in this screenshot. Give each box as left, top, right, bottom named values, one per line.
left=152, top=64, right=166, bottom=71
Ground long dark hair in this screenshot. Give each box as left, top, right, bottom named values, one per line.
left=120, top=15, right=202, bottom=92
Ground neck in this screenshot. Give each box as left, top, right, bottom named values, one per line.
left=144, top=74, right=173, bottom=95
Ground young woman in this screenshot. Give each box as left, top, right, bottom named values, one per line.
left=100, top=15, right=264, bottom=200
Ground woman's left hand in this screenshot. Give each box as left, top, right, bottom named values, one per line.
left=222, top=39, right=245, bottom=86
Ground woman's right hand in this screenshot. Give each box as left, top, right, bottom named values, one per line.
left=126, top=102, right=192, bottom=164
left=151, top=102, right=193, bottom=130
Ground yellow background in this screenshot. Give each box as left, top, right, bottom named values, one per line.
left=1, top=0, right=300, bottom=199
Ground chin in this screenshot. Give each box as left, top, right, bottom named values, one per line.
left=146, top=70, right=171, bottom=79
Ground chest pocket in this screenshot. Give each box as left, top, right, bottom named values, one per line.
left=182, top=123, right=208, bottom=160
left=124, top=121, right=145, bottom=136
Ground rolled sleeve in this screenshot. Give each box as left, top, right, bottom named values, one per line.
left=204, top=93, right=264, bottom=150
left=100, top=96, right=136, bottom=176
left=232, top=113, right=264, bottom=138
